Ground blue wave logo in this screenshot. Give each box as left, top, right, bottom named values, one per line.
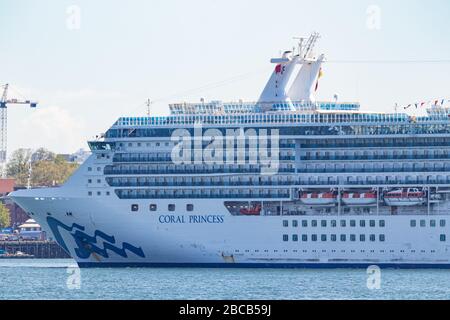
left=47, top=217, right=145, bottom=260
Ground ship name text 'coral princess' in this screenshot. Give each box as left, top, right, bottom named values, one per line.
left=10, top=33, right=450, bottom=267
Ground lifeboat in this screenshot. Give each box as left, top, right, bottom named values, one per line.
left=300, top=192, right=337, bottom=206
left=342, top=192, right=377, bottom=206
left=240, top=205, right=261, bottom=216
left=384, top=188, right=426, bottom=206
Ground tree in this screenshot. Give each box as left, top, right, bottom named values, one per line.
left=6, top=148, right=31, bottom=186
left=0, top=203, right=10, bottom=229
left=30, top=154, right=79, bottom=187
left=6, top=148, right=79, bottom=187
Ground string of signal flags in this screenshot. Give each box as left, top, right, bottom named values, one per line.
left=403, top=98, right=450, bottom=110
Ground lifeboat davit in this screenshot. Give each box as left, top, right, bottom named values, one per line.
left=240, top=205, right=261, bottom=216
left=342, top=192, right=377, bottom=206
left=300, top=192, right=337, bottom=206
left=384, top=188, right=426, bottom=206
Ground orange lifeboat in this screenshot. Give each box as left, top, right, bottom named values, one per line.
left=240, top=204, right=262, bottom=216
left=384, top=188, right=425, bottom=206
left=300, top=192, right=337, bottom=206
left=342, top=192, right=377, bottom=206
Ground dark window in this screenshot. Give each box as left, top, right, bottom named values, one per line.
left=87, top=167, right=92, bottom=171
left=312, top=234, right=317, bottom=242
left=186, top=204, right=194, bottom=211
left=302, top=234, right=308, bottom=242
left=350, top=220, right=356, bottom=227
left=340, top=234, right=346, bottom=242
left=97, top=179, right=101, bottom=183
left=370, top=234, right=376, bottom=242
left=331, top=234, right=337, bottom=242
left=312, top=220, right=317, bottom=227
left=321, top=234, right=327, bottom=242
left=430, top=220, right=436, bottom=227
left=440, top=234, right=446, bottom=242
left=440, top=220, right=446, bottom=227
left=410, top=220, right=416, bottom=227
left=97, top=191, right=101, bottom=196
left=88, top=179, right=92, bottom=183
left=350, top=234, right=356, bottom=242
left=360, top=220, right=366, bottom=227
left=340, top=220, right=346, bottom=227
left=88, top=191, right=92, bottom=196
left=131, top=204, right=139, bottom=212
left=370, top=220, right=375, bottom=227
left=283, top=234, right=288, bottom=242
left=360, top=234, right=366, bottom=242
left=292, top=234, right=298, bottom=242
left=420, top=220, right=426, bottom=227
left=292, top=220, right=298, bottom=227
left=331, top=220, right=337, bottom=227
left=321, top=220, right=327, bottom=227
left=168, top=204, right=175, bottom=211
left=302, top=220, right=308, bottom=227
left=106, top=191, right=110, bottom=196
left=379, top=220, right=385, bottom=227
left=379, top=234, right=385, bottom=242
left=150, top=204, right=157, bottom=211
left=283, top=220, right=289, bottom=227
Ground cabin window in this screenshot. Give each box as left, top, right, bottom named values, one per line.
left=302, top=235, right=308, bottom=242
left=321, top=220, right=327, bottom=227
left=331, top=220, right=337, bottom=227
left=87, top=167, right=92, bottom=171
left=440, top=220, right=446, bottom=227
left=283, top=235, right=288, bottom=242
left=321, top=234, right=327, bottom=242
left=331, top=234, right=337, bottom=242
left=186, top=204, right=194, bottom=212
left=360, top=220, right=366, bottom=227
left=350, top=220, right=356, bottom=227
left=88, top=191, right=92, bottom=196
left=292, top=234, right=298, bottom=242
left=292, top=220, right=298, bottom=228
left=88, top=179, right=92, bottom=183
left=131, top=204, right=139, bottom=212
left=430, top=220, right=436, bottom=227
left=379, top=234, right=385, bottom=242
left=360, top=234, right=366, bottom=242
left=340, top=220, right=346, bottom=227
left=302, top=220, right=308, bottom=227
left=283, top=220, right=288, bottom=227
left=440, top=234, right=446, bottom=242
left=379, top=220, right=385, bottom=227
left=340, top=234, right=346, bottom=242
left=311, top=220, right=317, bottom=227
left=370, top=220, right=375, bottom=227
left=370, top=234, right=376, bottom=242
left=311, top=235, right=317, bottom=242
left=420, top=220, right=426, bottom=227
left=410, top=220, right=416, bottom=227
left=350, top=234, right=356, bottom=242
left=168, top=204, right=175, bottom=212
left=150, top=204, right=157, bottom=211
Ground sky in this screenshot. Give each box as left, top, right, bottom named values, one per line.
left=1, top=0, right=450, bottom=156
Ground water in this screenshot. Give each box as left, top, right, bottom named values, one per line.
left=0, top=259, right=450, bottom=299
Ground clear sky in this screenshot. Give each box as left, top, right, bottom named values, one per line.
left=1, top=0, right=449, bottom=155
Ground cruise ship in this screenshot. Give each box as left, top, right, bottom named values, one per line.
left=10, top=33, right=450, bottom=268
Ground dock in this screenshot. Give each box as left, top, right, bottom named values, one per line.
left=0, top=241, right=71, bottom=258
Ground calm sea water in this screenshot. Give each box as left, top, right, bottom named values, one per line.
left=0, top=259, right=449, bottom=299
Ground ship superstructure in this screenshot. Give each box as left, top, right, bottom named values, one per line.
left=9, top=34, right=450, bottom=267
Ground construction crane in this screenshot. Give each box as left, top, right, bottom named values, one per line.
left=0, top=83, right=38, bottom=176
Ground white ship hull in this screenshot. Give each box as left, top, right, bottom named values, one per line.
left=10, top=188, right=450, bottom=268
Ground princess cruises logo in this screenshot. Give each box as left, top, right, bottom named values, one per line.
left=170, top=123, right=280, bottom=175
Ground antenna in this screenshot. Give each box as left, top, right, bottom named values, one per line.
left=146, top=98, right=152, bottom=116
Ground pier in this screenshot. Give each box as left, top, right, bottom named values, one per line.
left=0, top=241, right=70, bottom=258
